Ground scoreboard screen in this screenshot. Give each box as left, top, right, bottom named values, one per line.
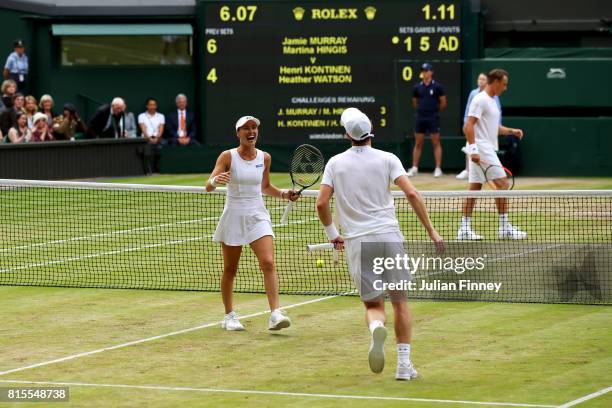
left=201, top=1, right=462, bottom=144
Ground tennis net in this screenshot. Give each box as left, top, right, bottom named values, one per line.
left=1, top=179, right=610, bottom=304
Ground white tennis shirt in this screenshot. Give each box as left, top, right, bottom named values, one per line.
left=321, top=145, right=406, bottom=239
left=467, top=91, right=501, bottom=151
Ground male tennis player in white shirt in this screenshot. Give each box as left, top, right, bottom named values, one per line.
left=459, top=68, right=527, bottom=240
left=316, top=108, right=444, bottom=380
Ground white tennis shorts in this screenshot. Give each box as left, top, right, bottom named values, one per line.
left=345, top=231, right=410, bottom=302
left=468, top=147, right=506, bottom=184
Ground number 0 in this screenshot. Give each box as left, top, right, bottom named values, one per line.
left=402, top=66, right=413, bottom=81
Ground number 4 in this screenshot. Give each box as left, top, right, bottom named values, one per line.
left=207, top=68, right=218, bottom=83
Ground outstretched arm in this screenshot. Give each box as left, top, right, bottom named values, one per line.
left=261, top=152, right=298, bottom=200
left=395, top=175, right=444, bottom=252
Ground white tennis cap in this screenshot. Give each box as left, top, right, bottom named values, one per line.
left=235, top=115, right=260, bottom=130
left=340, top=107, right=362, bottom=127
left=343, top=112, right=374, bottom=141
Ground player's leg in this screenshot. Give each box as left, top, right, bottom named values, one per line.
left=456, top=153, right=469, bottom=179
left=364, top=298, right=387, bottom=373
left=483, top=156, right=527, bottom=240
left=431, top=131, right=443, bottom=177
left=458, top=182, right=484, bottom=240
left=457, top=128, right=469, bottom=179
left=458, top=156, right=486, bottom=239
left=221, top=243, right=246, bottom=330
left=409, top=129, right=425, bottom=176
left=491, top=177, right=527, bottom=239
left=250, top=235, right=291, bottom=330
left=390, top=299, right=418, bottom=380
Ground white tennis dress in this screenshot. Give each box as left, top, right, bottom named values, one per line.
left=212, top=148, right=274, bottom=246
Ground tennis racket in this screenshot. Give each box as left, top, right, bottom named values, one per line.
left=280, top=144, right=325, bottom=225
left=307, top=243, right=339, bottom=264
left=478, top=160, right=514, bottom=190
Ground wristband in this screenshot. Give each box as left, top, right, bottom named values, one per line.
left=465, top=143, right=479, bottom=155
left=209, top=176, right=218, bottom=188
left=324, top=223, right=339, bottom=240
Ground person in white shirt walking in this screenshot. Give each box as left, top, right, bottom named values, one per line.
left=316, top=108, right=444, bottom=380
left=458, top=69, right=527, bottom=240
left=206, top=116, right=299, bottom=331
left=456, top=73, right=502, bottom=180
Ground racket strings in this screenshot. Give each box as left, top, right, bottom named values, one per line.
left=290, top=145, right=324, bottom=187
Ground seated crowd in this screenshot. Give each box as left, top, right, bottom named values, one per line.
left=0, top=83, right=198, bottom=173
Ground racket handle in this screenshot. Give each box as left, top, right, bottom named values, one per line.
left=307, top=243, right=334, bottom=252
left=280, top=201, right=293, bottom=225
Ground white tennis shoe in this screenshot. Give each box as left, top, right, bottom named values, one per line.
left=456, top=169, right=468, bottom=180
left=433, top=167, right=443, bottom=178
left=268, top=309, right=291, bottom=331
left=499, top=224, right=528, bottom=240
left=457, top=227, right=483, bottom=241
left=396, top=360, right=418, bottom=381
left=221, top=311, right=245, bottom=331
left=368, top=325, right=387, bottom=373
left=407, top=167, right=418, bottom=177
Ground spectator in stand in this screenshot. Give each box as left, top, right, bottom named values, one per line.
left=1, top=79, right=17, bottom=111
left=87, top=97, right=127, bottom=138
left=24, top=95, right=38, bottom=129
left=0, top=93, right=24, bottom=135
left=165, top=93, right=198, bottom=145
left=138, top=97, right=165, bottom=174
left=7, top=111, right=31, bottom=143
left=30, top=112, right=54, bottom=142
left=124, top=103, right=137, bottom=138
left=3, top=40, right=29, bottom=93
left=39, top=94, right=56, bottom=126
left=52, top=103, right=87, bottom=141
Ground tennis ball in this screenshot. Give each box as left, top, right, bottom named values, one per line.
left=316, top=259, right=325, bottom=268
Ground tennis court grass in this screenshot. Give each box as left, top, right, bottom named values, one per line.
left=0, top=288, right=610, bottom=407
left=1, top=175, right=611, bottom=407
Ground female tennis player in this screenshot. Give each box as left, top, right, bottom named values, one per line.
left=206, top=115, right=299, bottom=331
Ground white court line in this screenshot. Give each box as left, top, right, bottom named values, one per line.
left=0, top=216, right=319, bottom=274
left=487, top=244, right=565, bottom=263
left=0, top=379, right=556, bottom=407
left=0, top=216, right=219, bottom=253
left=1, top=205, right=288, bottom=253
left=0, top=292, right=348, bottom=377
left=557, top=386, right=612, bottom=407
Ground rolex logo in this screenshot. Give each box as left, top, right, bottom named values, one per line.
left=293, top=7, right=305, bottom=21
left=364, top=6, right=377, bottom=20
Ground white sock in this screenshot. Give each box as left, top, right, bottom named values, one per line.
left=397, top=343, right=411, bottom=363
left=461, top=216, right=471, bottom=229
left=410, top=166, right=418, bottom=171
left=499, top=213, right=509, bottom=228
left=368, top=320, right=384, bottom=334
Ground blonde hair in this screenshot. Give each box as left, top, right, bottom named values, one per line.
left=39, top=94, right=54, bottom=110
left=1, top=79, right=17, bottom=94
left=24, top=95, right=38, bottom=114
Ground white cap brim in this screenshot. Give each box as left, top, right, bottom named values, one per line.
left=235, top=115, right=260, bottom=130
